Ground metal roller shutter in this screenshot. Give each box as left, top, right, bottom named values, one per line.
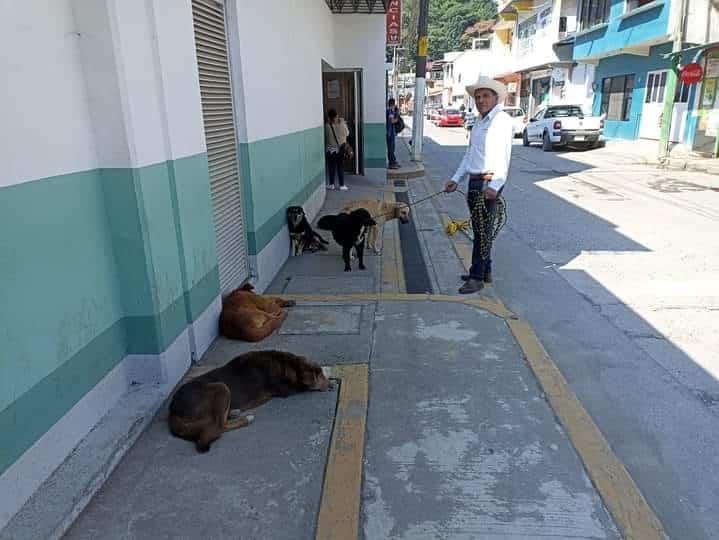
left=191, top=0, right=249, bottom=294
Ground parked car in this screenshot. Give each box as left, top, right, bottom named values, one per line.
left=434, top=108, right=463, bottom=127
left=504, top=106, right=527, bottom=138
left=425, top=103, right=441, bottom=120
left=430, top=108, right=443, bottom=122
left=522, top=105, right=604, bottom=151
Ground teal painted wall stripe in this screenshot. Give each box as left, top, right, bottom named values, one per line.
left=238, top=142, right=258, bottom=255
left=0, top=318, right=126, bottom=476
left=0, top=266, right=219, bottom=477
left=363, top=122, right=387, bottom=169
left=239, top=126, right=325, bottom=255
left=365, top=158, right=387, bottom=168
left=184, top=265, right=220, bottom=322
left=168, top=158, right=194, bottom=325
left=247, top=172, right=325, bottom=254
left=0, top=154, right=220, bottom=477
left=0, top=169, right=123, bottom=415
left=169, top=154, right=219, bottom=295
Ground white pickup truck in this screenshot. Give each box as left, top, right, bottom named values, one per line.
left=522, top=104, right=604, bottom=151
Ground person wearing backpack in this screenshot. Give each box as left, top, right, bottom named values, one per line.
left=386, top=98, right=404, bottom=170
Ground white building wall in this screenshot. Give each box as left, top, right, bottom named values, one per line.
left=567, top=64, right=596, bottom=113
left=685, top=0, right=719, bottom=45
left=514, top=0, right=562, bottom=73
left=333, top=14, right=387, bottom=124
left=0, top=0, right=98, bottom=188
left=226, top=0, right=337, bottom=143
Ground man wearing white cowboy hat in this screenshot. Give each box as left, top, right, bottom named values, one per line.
left=444, top=75, right=514, bottom=294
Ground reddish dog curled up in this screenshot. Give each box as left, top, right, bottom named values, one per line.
left=219, top=283, right=296, bottom=342
left=169, top=350, right=331, bottom=452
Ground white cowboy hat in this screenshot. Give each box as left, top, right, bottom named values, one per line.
left=465, top=75, right=507, bottom=102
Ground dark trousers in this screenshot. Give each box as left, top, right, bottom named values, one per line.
left=467, top=178, right=501, bottom=279
left=326, top=151, right=344, bottom=187
left=386, top=134, right=397, bottom=165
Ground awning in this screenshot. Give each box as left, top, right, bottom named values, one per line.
left=325, top=0, right=388, bottom=13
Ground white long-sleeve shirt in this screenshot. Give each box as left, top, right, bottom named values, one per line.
left=451, top=105, right=514, bottom=192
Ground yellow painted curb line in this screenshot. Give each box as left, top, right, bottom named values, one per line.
left=316, top=364, right=369, bottom=540
left=381, top=191, right=407, bottom=293
left=507, top=319, right=668, bottom=540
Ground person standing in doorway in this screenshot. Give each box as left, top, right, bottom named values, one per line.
left=325, top=109, right=350, bottom=191
left=444, top=76, right=513, bottom=294
left=386, top=98, right=401, bottom=169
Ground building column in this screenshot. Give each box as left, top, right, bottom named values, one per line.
left=71, top=0, right=220, bottom=372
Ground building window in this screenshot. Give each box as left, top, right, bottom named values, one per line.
left=675, top=80, right=690, bottom=103
left=626, top=0, right=655, bottom=12
left=579, top=0, right=610, bottom=30
left=644, top=71, right=667, bottom=103
left=600, top=74, right=635, bottom=121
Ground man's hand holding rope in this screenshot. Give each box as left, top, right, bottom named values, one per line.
left=444, top=179, right=497, bottom=200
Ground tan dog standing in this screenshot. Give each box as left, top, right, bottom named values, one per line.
left=341, top=199, right=410, bottom=253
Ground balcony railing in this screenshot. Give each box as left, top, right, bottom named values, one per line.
left=325, top=0, right=389, bottom=13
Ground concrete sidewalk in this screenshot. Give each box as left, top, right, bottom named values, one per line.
left=62, top=168, right=626, bottom=539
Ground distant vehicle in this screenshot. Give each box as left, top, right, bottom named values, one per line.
left=503, top=106, right=527, bottom=138
left=463, top=112, right=476, bottom=138
left=523, top=105, right=604, bottom=151
left=434, top=108, right=463, bottom=127
left=424, top=103, right=441, bottom=119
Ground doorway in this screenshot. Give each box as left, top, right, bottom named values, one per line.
left=639, top=69, right=688, bottom=142
left=322, top=67, right=364, bottom=175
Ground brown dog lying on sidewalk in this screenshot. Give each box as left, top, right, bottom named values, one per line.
left=219, top=284, right=296, bottom=342
left=169, top=350, right=332, bottom=452
left=341, top=199, right=410, bottom=253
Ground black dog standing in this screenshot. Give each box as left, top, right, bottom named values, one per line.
left=317, top=209, right=375, bottom=272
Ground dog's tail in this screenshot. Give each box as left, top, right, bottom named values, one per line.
left=317, top=215, right=336, bottom=231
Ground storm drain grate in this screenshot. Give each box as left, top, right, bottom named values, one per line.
left=395, top=191, right=433, bottom=294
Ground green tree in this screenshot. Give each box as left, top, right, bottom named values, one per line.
left=389, top=0, right=497, bottom=73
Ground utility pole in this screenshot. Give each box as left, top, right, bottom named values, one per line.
left=392, top=45, right=399, bottom=102
left=658, top=0, right=687, bottom=161
left=410, top=0, right=429, bottom=162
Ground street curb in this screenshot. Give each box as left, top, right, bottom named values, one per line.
left=387, top=136, right=425, bottom=180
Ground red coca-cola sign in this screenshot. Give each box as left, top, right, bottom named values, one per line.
left=680, top=63, right=704, bottom=84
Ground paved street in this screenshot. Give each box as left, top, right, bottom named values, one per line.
left=407, top=119, right=719, bottom=539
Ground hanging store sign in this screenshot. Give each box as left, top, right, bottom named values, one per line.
left=681, top=63, right=704, bottom=84
left=386, top=0, right=401, bottom=46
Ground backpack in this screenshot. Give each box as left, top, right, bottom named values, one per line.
left=395, top=112, right=405, bottom=134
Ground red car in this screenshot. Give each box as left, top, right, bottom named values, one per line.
left=434, top=108, right=463, bottom=127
